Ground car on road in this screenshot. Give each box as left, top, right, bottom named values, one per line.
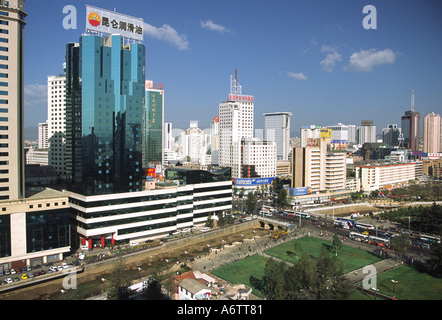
left=21, top=274, right=28, bottom=280
left=4, top=278, right=12, bottom=284
left=10, top=269, right=16, bottom=275
left=200, top=227, right=211, bottom=232
left=49, top=266, right=58, bottom=272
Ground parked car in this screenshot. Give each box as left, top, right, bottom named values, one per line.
left=10, top=269, right=16, bottom=275
left=21, top=274, right=28, bottom=280
left=4, top=278, right=12, bottom=284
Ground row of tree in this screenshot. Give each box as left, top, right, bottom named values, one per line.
left=250, top=238, right=353, bottom=300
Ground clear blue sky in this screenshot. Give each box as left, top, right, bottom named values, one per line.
left=24, top=0, right=442, bottom=137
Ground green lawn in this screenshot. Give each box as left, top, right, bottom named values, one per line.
left=359, top=264, right=442, bottom=300
left=211, top=237, right=442, bottom=300
left=211, top=254, right=268, bottom=298
left=263, top=236, right=383, bottom=273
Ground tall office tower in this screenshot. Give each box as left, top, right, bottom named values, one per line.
left=144, top=80, right=164, bottom=168
left=423, top=112, right=441, bottom=153
left=37, top=121, right=48, bottom=149
left=382, top=124, right=401, bottom=146
left=357, top=120, right=376, bottom=145
left=65, top=34, right=146, bottom=196
left=264, top=112, right=292, bottom=160
left=401, top=90, right=420, bottom=152
left=0, top=0, right=26, bottom=200
left=219, top=73, right=254, bottom=178
left=47, top=73, right=67, bottom=176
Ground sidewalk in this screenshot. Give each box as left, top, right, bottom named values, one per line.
left=345, top=258, right=399, bottom=284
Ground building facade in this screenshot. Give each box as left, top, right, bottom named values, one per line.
left=423, top=112, right=441, bottom=153
left=65, top=34, right=146, bottom=196
left=401, top=90, right=420, bottom=152
left=356, top=162, right=420, bottom=193
left=264, top=112, right=292, bottom=161
left=241, top=138, right=277, bottom=178
left=67, top=167, right=232, bottom=248
left=47, top=73, right=67, bottom=177
left=0, top=0, right=26, bottom=200
left=219, top=75, right=254, bottom=178
left=382, top=124, right=402, bottom=147
left=357, top=120, right=376, bottom=145
left=0, top=188, right=72, bottom=270
left=144, top=81, right=164, bottom=168
left=38, top=121, right=48, bottom=149
left=291, top=138, right=346, bottom=193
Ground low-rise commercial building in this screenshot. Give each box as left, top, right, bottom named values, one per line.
left=356, top=161, right=421, bottom=193
left=67, top=167, right=232, bottom=249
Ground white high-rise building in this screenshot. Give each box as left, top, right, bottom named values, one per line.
left=38, top=121, right=48, bottom=149
left=47, top=72, right=66, bottom=176
left=264, top=112, right=292, bottom=161
left=219, top=74, right=254, bottom=178
left=357, top=121, right=376, bottom=145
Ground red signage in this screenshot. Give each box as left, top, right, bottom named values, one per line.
left=228, top=94, right=254, bottom=102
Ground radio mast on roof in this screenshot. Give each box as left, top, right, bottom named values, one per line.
left=230, top=69, right=242, bottom=95
left=411, top=89, right=415, bottom=111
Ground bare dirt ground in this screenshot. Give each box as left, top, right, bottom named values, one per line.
left=0, top=226, right=269, bottom=300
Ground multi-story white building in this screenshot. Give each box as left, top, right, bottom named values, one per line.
left=38, top=121, right=48, bottom=149
left=47, top=73, right=66, bottom=177
left=357, top=121, right=376, bottom=145
left=67, top=167, right=232, bottom=248
left=264, top=112, right=292, bottom=161
left=241, top=138, right=277, bottom=178
left=219, top=74, right=254, bottom=178
left=25, top=147, right=48, bottom=166
left=356, top=162, right=420, bottom=193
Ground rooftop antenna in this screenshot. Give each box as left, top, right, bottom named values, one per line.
left=411, top=89, right=415, bottom=111
left=230, top=69, right=242, bottom=95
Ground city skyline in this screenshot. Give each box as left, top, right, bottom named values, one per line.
left=24, top=0, right=442, bottom=137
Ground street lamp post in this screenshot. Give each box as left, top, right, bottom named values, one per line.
left=391, top=280, right=398, bottom=300
left=372, top=287, right=379, bottom=300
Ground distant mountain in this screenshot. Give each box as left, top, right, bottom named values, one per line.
left=24, top=126, right=38, bottom=142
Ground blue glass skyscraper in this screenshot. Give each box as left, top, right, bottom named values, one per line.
left=65, top=34, right=146, bottom=195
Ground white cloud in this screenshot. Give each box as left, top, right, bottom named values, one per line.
left=320, top=45, right=342, bottom=73
left=143, top=22, right=190, bottom=50
left=24, top=84, right=47, bottom=107
left=201, top=20, right=230, bottom=33
left=287, top=72, right=308, bottom=80
left=344, top=49, right=396, bottom=72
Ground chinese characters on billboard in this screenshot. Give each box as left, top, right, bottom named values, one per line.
left=85, top=5, right=143, bottom=42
